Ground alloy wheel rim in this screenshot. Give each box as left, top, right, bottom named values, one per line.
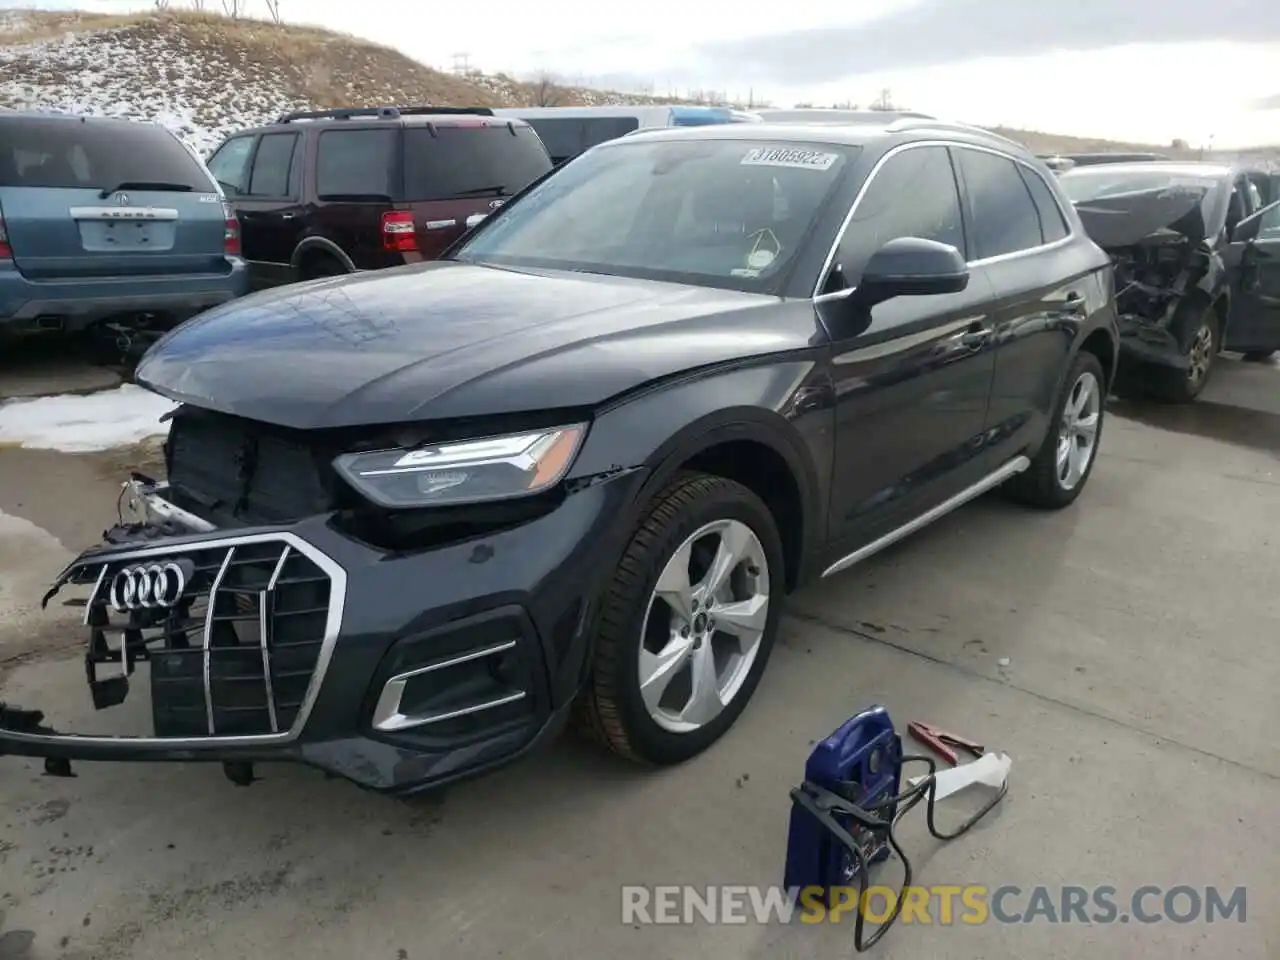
left=1055, top=370, right=1102, bottom=491
left=1188, top=323, right=1213, bottom=385
left=638, top=519, right=770, bottom=733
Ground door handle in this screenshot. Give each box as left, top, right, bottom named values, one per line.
left=958, top=322, right=991, bottom=348
left=1064, top=291, right=1085, bottom=311
left=279, top=212, right=297, bottom=221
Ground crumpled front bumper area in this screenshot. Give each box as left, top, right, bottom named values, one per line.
left=1116, top=313, right=1190, bottom=371
left=0, top=473, right=638, bottom=793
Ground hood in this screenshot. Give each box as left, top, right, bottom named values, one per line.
left=135, top=261, right=808, bottom=429
left=1071, top=185, right=1213, bottom=249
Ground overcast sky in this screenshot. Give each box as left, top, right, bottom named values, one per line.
left=20, top=0, right=1280, bottom=147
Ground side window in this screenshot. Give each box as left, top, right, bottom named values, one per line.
left=1261, top=198, right=1280, bottom=238
left=1018, top=166, right=1070, bottom=243
left=1226, top=179, right=1247, bottom=233
left=246, top=133, right=298, bottom=197
left=206, top=136, right=254, bottom=196
left=833, top=145, right=965, bottom=286
left=956, top=149, right=1043, bottom=259
left=316, top=129, right=397, bottom=199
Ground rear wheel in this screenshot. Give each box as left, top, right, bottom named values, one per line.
left=575, top=472, right=784, bottom=765
left=1006, top=351, right=1106, bottom=510
left=297, top=253, right=349, bottom=282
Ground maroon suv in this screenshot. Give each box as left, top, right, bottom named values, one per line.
left=204, top=106, right=554, bottom=287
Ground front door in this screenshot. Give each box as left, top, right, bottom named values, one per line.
left=822, top=143, right=998, bottom=556
left=1224, top=191, right=1280, bottom=355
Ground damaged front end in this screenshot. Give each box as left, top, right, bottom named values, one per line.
left=1071, top=180, right=1227, bottom=370
left=2, top=477, right=343, bottom=784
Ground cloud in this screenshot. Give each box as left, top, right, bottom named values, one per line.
left=695, top=0, right=1280, bottom=85
left=1257, top=93, right=1280, bottom=111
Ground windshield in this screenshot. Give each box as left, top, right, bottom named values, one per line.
left=452, top=138, right=856, bottom=292
left=0, top=116, right=214, bottom=192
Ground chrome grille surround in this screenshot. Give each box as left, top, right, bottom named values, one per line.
left=55, top=531, right=346, bottom=747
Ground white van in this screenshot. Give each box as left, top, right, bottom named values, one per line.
left=491, top=105, right=763, bottom=165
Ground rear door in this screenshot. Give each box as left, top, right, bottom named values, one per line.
left=234, top=130, right=305, bottom=287
left=1224, top=183, right=1280, bottom=354
left=955, top=146, right=1089, bottom=468
left=400, top=120, right=553, bottom=258
left=313, top=126, right=398, bottom=269
left=0, top=116, right=227, bottom=280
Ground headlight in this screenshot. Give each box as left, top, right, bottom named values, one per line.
left=333, top=424, right=587, bottom=508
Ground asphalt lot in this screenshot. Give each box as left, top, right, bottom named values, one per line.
left=1, top=345, right=1277, bottom=960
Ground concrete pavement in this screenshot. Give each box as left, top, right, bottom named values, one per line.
left=1, top=355, right=1277, bottom=960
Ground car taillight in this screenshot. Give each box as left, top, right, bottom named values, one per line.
left=381, top=211, right=418, bottom=253
left=222, top=203, right=241, bottom=257
left=0, top=212, right=11, bottom=260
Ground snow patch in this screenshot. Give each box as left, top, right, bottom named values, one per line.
left=0, top=384, right=176, bottom=453
left=0, top=24, right=309, bottom=154
left=0, top=12, right=31, bottom=35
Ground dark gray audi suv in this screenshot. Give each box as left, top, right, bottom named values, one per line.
left=4, top=118, right=1118, bottom=795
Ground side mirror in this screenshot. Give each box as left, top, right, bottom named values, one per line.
left=1230, top=200, right=1280, bottom=244
left=853, top=237, right=969, bottom=308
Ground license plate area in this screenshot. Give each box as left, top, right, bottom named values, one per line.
left=69, top=206, right=179, bottom=252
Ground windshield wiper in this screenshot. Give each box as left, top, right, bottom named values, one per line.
left=451, top=185, right=506, bottom=198
left=99, top=181, right=195, bottom=198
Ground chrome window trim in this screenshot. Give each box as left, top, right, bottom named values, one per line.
left=4, top=531, right=347, bottom=749
left=813, top=138, right=1078, bottom=298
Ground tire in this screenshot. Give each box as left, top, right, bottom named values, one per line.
left=1148, top=304, right=1218, bottom=403
left=298, top=254, right=348, bottom=281
left=1241, top=350, right=1275, bottom=362
left=1005, top=351, right=1106, bottom=510
left=574, top=471, right=785, bottom=765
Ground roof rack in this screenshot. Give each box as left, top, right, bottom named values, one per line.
left=275, top=105, right=495, bottom=124
left=884, top=116, right=1026, bottom=149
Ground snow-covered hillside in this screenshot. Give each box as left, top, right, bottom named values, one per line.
left=1, top=18, right=320, bottom=154
left=0, top=10, right=698, bottom=157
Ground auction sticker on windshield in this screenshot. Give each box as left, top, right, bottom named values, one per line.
left=741, top=147, right=839, bottom=171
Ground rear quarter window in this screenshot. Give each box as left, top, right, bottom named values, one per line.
left=316, top=128, right=397, bottom=199
left=0, top=117, right=213, bottom=191
left=1018, top=165, right=1071, bottom=242
left=402, top=124, right=553, bottom=201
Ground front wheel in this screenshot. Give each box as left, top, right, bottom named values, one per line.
left=575, top=472, right=785, bottom=765
left=1149, top=305, right=1218, bottom=402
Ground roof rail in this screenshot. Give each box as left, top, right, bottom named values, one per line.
left=275, top=105, right=495, bottom=123
left=884, top=116, right=1027, bottom=149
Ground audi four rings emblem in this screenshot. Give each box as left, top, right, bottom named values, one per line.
left=109, top=561, right=190, bottom=611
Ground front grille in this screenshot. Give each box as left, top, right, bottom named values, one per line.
left=167, top=412, right=334, bottom=526
left=78, top=538, right=334, bottom=738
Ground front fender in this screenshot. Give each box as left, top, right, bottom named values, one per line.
left=569, top=355, right=832, bottom=574
left=562, top=357, right=833, bottom=693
